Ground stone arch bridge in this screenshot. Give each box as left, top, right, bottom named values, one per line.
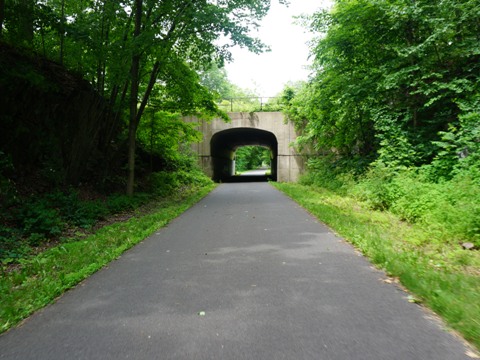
left=184, top=112, right=304, bottom=182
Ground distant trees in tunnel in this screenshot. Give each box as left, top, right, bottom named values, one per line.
left=235, top=146, right=271, bottom=173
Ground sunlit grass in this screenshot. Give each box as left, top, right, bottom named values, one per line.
left=0, top=184, right=215, bottom=334
left=273, top=182, right=480, bottom=350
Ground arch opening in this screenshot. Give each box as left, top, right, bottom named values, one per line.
left=210, top=128, right=278, bottom=182
left=234, top=145, right=272, bottom=175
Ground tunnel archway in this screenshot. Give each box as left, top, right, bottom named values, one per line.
left=210, top=128, right=278, bottom=182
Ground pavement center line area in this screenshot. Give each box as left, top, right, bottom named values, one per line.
left=0, top=183, right=473, bottom=360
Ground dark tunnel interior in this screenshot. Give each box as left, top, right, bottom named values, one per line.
left=210, top=128, right=278, bottom=182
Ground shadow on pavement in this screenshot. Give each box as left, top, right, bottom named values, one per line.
left=220, top=175, right=273, bottom=183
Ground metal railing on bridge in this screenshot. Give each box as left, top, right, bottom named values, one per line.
left=217, top=97, right=283, bottom=112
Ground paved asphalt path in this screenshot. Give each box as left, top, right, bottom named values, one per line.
left=240, top=169, right=268, bottom=176
left=0, top=183, right=474, bottom=359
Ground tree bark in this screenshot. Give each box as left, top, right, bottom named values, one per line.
left=14, top=0, right=34, bottom=45
left=126, top=109, right=138, bottom=196
left=59, top=0, right=65, bottom=64
left=0, top=0, right=5, bottom=38
left=126, top=0, right=143, bottom=196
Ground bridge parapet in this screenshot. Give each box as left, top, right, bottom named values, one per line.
left=184, top=112, right=304, bottom=182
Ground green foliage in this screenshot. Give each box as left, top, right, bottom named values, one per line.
left=300, top=159, right=348, bottom=192
left=199, top=63, right=254, bottom=102
left=0, top=226, right=28, bottom=262
left=287, top=0, right=480, bottom=257
left=288, top=0, right=480, bottom=175
left=303, top=156, right=480, bottom=247
left=0, top=151, right=17, bottom=208
left=0, top=166, right=211, bottom=263
left=300, top=156, right=368, bottom=193
left=1, top=189, right=150, bottom=263
left=149, top=168, right=213, bottom=197
left=0, top=182, right=214, bottom=334
left=354, top=168, right=480, bottom=246
left=136, top=110, right=202, bottom=167
left=274, top=182, right=480, bottom=349
left=348, top=163, right=399, bottom=210
left=2, top=0, right=277, bottom=195
left=235, top=146, right=271, bottom=173
left=427, top=95, right=480, bottom=180
left=105, top=194, right=147, bottom=214
left=19, top=199, right=64, bottom=241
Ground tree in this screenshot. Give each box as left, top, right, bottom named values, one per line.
left=289, top=0, right=480, bottom=174
left=3, top=0, right=34, bottom=45
left=2, top=0, right=286, bottom=194
left=199, top=63, right=236, bottom=100
left=235, top=146, right=271, bottom=173
left=0, top=0, right=5, bottom=37
left=120, top=0, right=282, bottom=195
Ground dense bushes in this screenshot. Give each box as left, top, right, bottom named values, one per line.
left=286, top=0, right=480, bottom=249
left=0, top=190, right=137, bottom=261
left=148, top=168, right=213, bottom=197
left=0, top=167, right=213, bottom=263
left=301, top=159, right=480, bottom=247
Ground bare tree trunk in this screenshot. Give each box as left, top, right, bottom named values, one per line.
left=59, top=0, right=65, bottom=64
left=14, top=0, right=34, bottom=45
left=0, top=0, right=5, bottom=38
left=126, top=108, right=138, bottom=196
left=126, top=0, right=143, bottom=196
left=126, top=60, right=160, bottom=195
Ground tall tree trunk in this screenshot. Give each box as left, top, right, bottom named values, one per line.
left=14, top=0, right=34, bottom=46
left=127, top=107, right=138, bottom=196
left=126, top=0, right=143, bottom=196
left=59, top=0, right=65, bottom=64
left=126, top=59, right=160, bottom=195
left=0, top=0, right=5, bottom=38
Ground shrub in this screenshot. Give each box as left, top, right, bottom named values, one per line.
left=389, top=175, right=441, bottom=223
left=73, top=201, right=109, bottom=228
left=148, top=169, right=212, bottom=197
left=349, top=163, right=398, bottom=210
left=300, top=157, right=354, bottom=193
left=44, top=190, right=109, bottom=228
left=149, top=171, right=179, bottom=196
left=350, top=165, right=480, bottom=246
left=424, top=173, right=480, bottom=245
left=106, top=194, right=143, bottom=213
left=0, top=151, right=17, bottom=209
left=0, top=226, right=28, bottom=262
left=304, top=155, right=480, bottom=246
left=19, top=199, right=63, bottom=239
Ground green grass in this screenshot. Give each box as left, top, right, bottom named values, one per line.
left=273, top=182, right=480, bottom=351
left=0, top=184, right=215, bottom=334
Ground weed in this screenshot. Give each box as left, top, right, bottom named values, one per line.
left=0, top=182, right=215, bottom=334
left=19, top=199, right=64, bottom=238
left=274, top=182, right=480, bottom=349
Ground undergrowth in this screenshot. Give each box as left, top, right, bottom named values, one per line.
left=0, top=180, right=215, bottom=334
left=302, top=158, right=480, bottom=247
left=0, top=168, right=211, bottom=264
left=273, top=180, right=480, bottom=350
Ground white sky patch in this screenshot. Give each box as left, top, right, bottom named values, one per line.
left=224, top=0, right=333, bottom=97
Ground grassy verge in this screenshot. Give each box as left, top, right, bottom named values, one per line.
left=0, top=184, right=215, bottom=334
left=273, top=182, right=480, bottom=351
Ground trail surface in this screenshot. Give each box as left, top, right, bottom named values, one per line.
left=0, top=183, right=472, bottom=359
